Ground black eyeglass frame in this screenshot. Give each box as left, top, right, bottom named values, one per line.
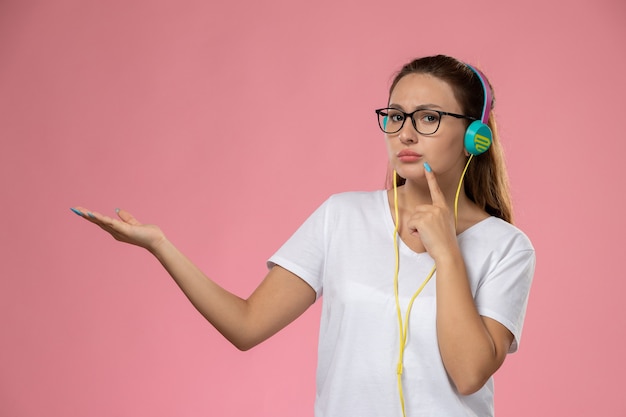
left=375, top=108, right=477, bottom=135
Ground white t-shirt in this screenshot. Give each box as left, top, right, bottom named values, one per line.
left=268, top=190, right=535, bottom=417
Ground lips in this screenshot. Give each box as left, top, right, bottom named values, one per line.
left=397, top=149, right=422, bottom=162
left=397, top=149, right=422, bottom=158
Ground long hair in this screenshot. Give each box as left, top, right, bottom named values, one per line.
left=385, top=55, right=513, bottom=223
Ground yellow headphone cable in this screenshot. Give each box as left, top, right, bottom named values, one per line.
left=393, top=155, right=473, bottom=417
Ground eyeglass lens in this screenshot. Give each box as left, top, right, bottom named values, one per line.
left=378, top=109, right=441, bottom=135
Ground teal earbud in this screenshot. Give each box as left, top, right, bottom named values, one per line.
left=464, top=120, right=492, bottom=156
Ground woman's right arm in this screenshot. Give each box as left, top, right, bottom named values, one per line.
left=71, top=207, right=316, bottom=351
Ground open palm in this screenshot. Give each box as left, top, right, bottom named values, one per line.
left=71, top=207, right=166, bottom=252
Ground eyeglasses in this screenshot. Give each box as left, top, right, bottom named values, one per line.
left=375, top=108, right=476, bottom=135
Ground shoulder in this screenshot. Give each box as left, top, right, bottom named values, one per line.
left=327, top=189, right=386, bottom=203
left=311, top=190, right=389, bottom=229
left=323, top=190, right=387, bottom=211
left=461, top=217, right=534, bottom=253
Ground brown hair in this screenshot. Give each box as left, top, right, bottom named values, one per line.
left=386, top=55, right=513, bottom=223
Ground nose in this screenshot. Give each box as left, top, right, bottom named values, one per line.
left=397, top=117, right=418, bottom=144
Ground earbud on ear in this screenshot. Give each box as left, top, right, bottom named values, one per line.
left=464, top=120, right=492, bottom=156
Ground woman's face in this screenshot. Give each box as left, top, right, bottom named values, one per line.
left=386, top=73, right=468, bottom=183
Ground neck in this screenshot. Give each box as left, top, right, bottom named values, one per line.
left=401, top=174, right=468, bottom=208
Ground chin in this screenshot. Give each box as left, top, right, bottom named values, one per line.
left=394, top=164, right=427, bottom=181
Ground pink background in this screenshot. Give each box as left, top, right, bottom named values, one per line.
left=1, top=0, right=624, bottom=415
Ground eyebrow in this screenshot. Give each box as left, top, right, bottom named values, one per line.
left=387, top=103, right=444, bottom=111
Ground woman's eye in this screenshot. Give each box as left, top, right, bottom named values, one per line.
left=389, top=112, right=404, bottom=122
left=420, top=112, right=440, bottom=123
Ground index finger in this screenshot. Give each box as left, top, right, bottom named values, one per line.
left=424, top=162, right=446, bottom=206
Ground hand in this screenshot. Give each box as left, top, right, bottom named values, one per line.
left=406, top=165, right=459, bottom=261
left=71, top=207, right=166, bottom=252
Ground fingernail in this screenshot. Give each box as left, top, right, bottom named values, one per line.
left=87, top=212, right=96, bottom=219
left=424, top=162, right=432, bottom=173
left=115, top=208, right=120, bottom=214
left=70, top=208, right=84, bottom=216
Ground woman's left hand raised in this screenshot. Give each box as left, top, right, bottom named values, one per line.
left=407, top=165, right=459, bottom=262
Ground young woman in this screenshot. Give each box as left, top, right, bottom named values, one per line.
left=72, top=55, right=534, bottom=417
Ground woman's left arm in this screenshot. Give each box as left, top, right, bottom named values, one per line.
left=433, top=251, right=514, bottom=395
left=409, top=168, right=515, bottom=395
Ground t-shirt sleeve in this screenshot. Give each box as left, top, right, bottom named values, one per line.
left=267, top=198, right=331, bottom=299
left=474, top=233, right=535, bottom=353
